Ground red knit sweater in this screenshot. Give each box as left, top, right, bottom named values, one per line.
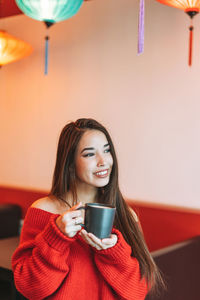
left=12, top=207, right=148, bottom=300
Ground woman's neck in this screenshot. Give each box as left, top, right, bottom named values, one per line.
left=76, top=182, right=98, bottom=204
left=64, top=184, right=98, bottom=206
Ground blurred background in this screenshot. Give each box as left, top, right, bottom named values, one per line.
left=1, top=0, right=200, bottom=210
left=1, top=2, right=200, bottom=299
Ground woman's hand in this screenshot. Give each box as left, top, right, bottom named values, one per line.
left=79, top=229, right=118, bottom=250
left=56, top=202, right=83, bottom=238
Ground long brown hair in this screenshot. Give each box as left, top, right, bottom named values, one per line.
left=50, top=118, right=163, bottom=292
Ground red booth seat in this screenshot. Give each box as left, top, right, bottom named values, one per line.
left=1, top=186, right=200, bottom=251
left=129, top=200, right=200, bottom=251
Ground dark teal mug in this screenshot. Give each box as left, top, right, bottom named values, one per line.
left=77, top=203, right=116, bottom=239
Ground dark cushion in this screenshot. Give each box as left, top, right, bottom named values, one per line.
left=0, top=204, right=21, bottom=238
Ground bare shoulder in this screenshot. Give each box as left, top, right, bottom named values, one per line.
left=31, top=196, right=61, bottom=214
left=129, top=207, right=139, bottom=222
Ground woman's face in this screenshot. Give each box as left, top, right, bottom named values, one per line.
left=75, top=130, right=113, bottom=189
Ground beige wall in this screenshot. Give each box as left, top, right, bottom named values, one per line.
left=1, top=0, right=200, bottom=209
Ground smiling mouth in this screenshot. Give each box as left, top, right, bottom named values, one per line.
left=94, top=170, right=109, bottom=178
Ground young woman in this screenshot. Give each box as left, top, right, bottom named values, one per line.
left=12, top=118, right=162, bottom=300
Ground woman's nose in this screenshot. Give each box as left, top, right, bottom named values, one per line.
left=97, top=155, right=105, bottom=167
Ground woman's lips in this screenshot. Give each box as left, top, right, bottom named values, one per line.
left=94, top=169, right=109, bottom=178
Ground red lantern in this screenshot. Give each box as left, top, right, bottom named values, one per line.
left=157, top=0, right=200, bottom=66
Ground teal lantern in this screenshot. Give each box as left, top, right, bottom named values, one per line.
left=15, top=0, right=84, bottom=74
left=15, top=0, right=84, bottom=24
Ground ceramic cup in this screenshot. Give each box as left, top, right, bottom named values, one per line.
left=77, top=203, right=116, bottom=239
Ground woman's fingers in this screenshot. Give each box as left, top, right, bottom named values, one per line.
left=69, top=202, right=83, bottom=211
left=102, top=234, right=118, bottom=246
left=56, top=202, right=83, bottom=238
left=64, top=216, right=83, bottom=226
left=74, top=217, right=83, bottom=225
left=79, top=230, right=118, bottom=250
left=65, top=225, right=82, bottom=238
left=64, top=210, right=81, bottom=220
left=80, top=230, right=101, bottom=250
left=88, top=233, right=103, bottom=247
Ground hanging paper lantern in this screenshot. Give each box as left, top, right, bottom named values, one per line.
left=0, top=31, right=33, bottom=67
left=15, top=0, right=84, bottom=24
left=157, top=0, right=200, bottom=11
left=15, top=0, right=84, bottom=75
left=156, top=0, right=200, bottom=66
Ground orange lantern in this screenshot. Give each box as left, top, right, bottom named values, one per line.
left=157, top=0, right=200, bottom=66
left=0, top=31, right=33, bottom=67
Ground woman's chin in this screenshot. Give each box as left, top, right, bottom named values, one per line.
left=94, top=178, right=110, bottom=187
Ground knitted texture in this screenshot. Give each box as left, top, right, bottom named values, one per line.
left=12, top=207, right=148, bottom=300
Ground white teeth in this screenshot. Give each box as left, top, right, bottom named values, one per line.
left=96, top=170, right=108, bottom=176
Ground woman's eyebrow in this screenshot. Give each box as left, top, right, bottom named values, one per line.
left=81, top=143, right=109, bottom=154
left=81, top=147, right=94, bottom=153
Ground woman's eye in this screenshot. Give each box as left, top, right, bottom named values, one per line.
left=83, top=153, right=94, bottom=157
left=104, top=148, right=111, bottom=153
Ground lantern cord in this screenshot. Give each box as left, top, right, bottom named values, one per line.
left=188, top=25, right=193, bottom=66
left=138, top=0, right=145, bottom=54
left=45, top=36, right=49, bottom=75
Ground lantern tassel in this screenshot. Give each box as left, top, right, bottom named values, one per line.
left=45, top=35, right=49, bottom=75
left=188, top=25, right=193, bottom=66
left=138, top=0, right=145, bottom=54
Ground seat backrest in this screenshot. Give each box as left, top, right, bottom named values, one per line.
left=0, top=204, right=21, bottom=238
left=145, top=236, right=200, bottom=300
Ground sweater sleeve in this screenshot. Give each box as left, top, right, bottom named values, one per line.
left=12, top=209, right=77, bottom=300
left=93, top=228, right=148, bottom=300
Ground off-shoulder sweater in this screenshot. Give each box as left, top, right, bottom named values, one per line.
left=12, top=207, right=148, bottom=300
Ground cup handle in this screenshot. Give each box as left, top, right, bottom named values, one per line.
left=77, top=206, right=86, bottom=228
left=77, top=206, right=86, bottom=211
